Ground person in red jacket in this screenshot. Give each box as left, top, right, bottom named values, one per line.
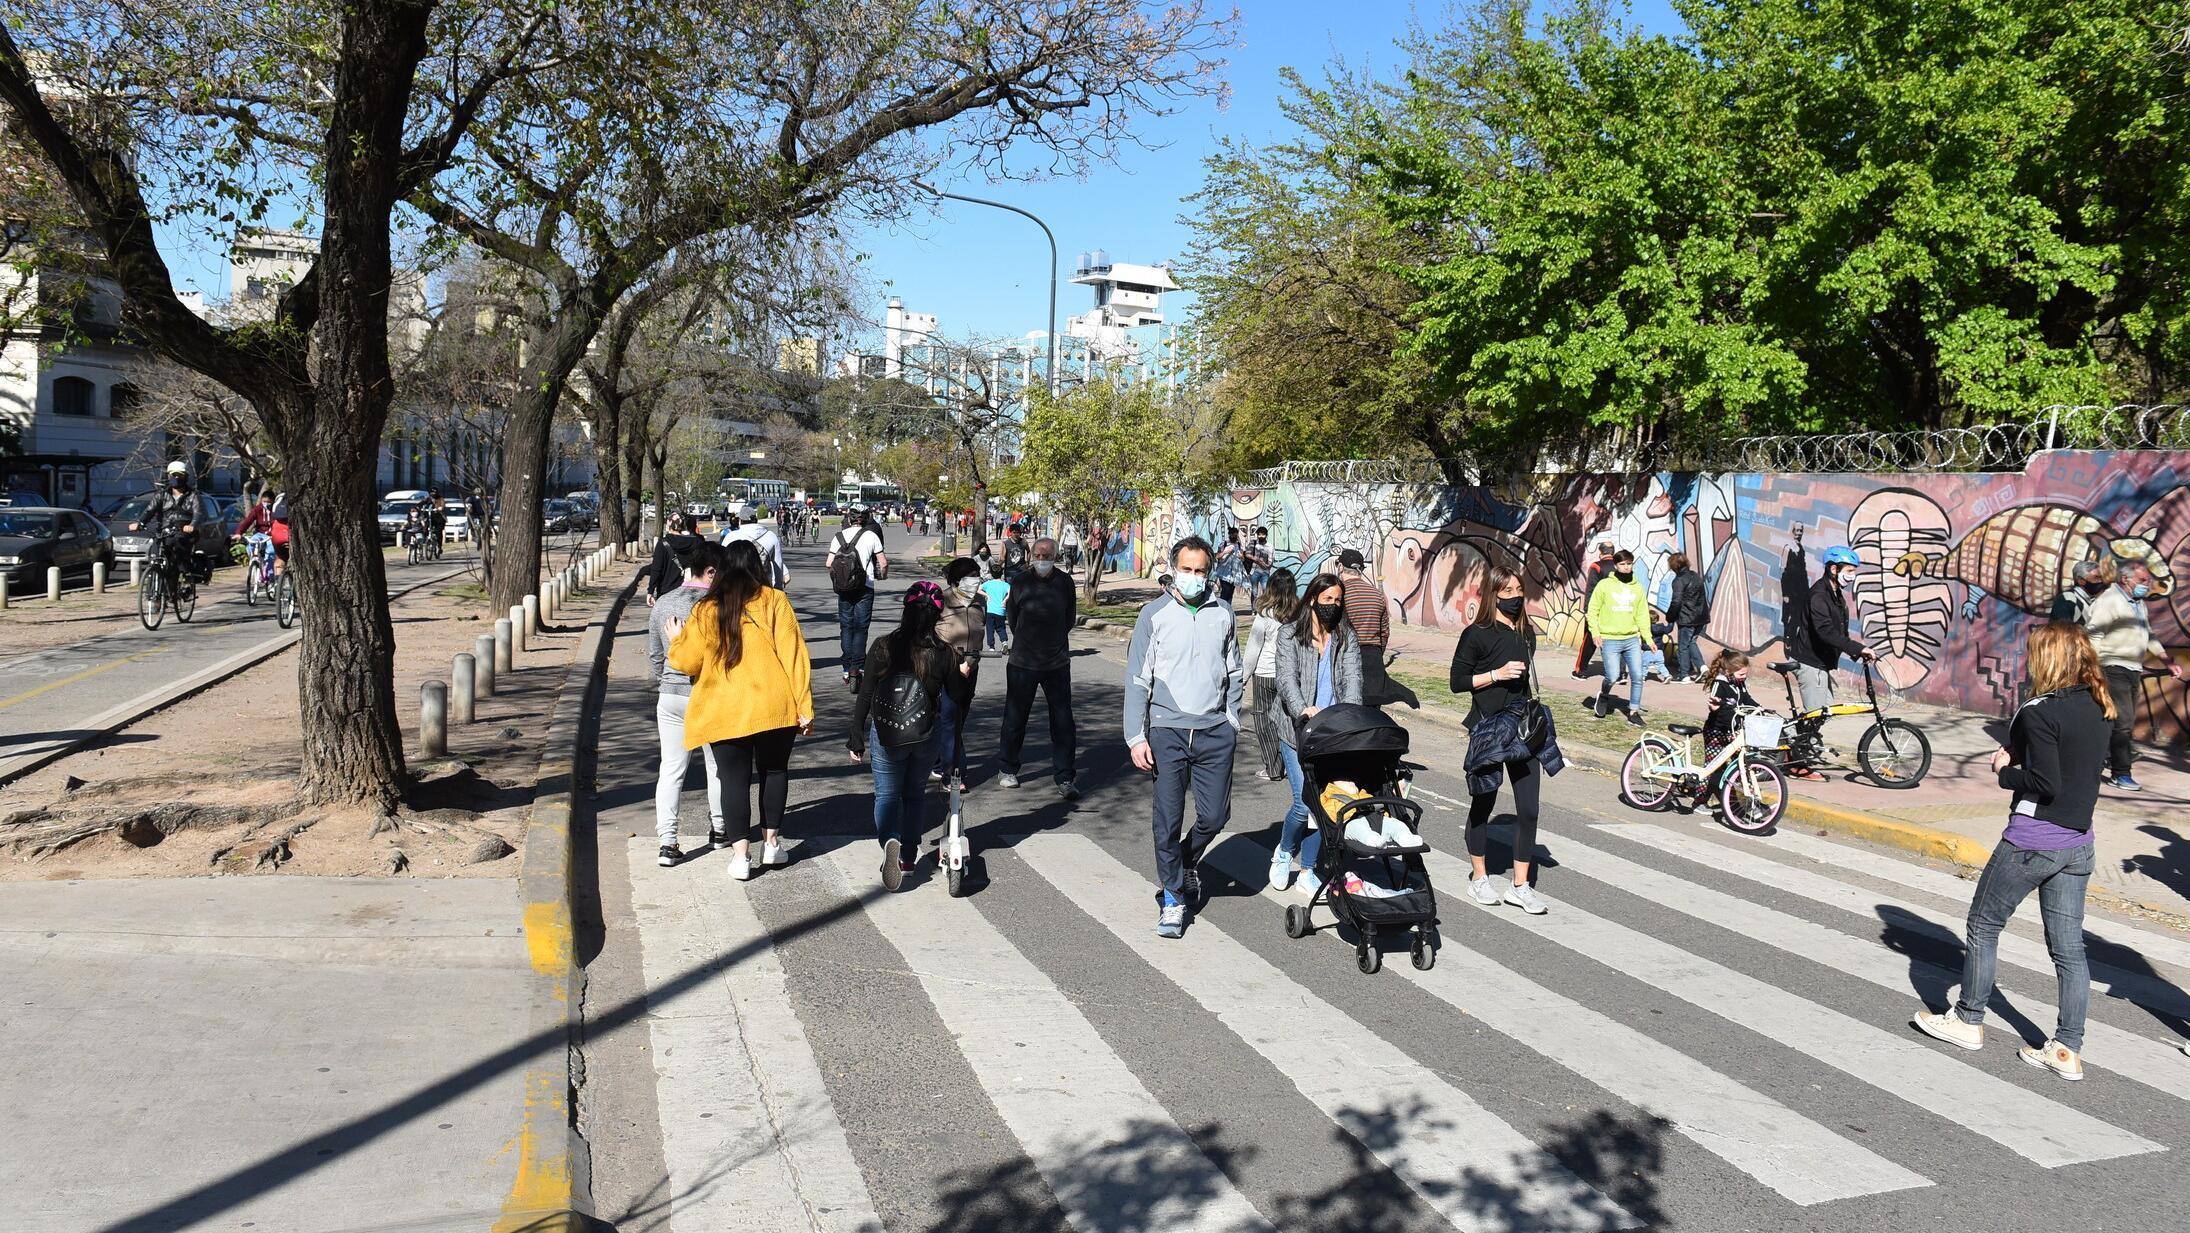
left=1571, top=536, right=1616, bottom=678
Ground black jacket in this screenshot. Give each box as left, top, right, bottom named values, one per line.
left=1670, top=568, right=1709, bottom=628
left=1999, top=688, right=2108, bottom=834
left=145, top=487, right=196, bottom=538
left=1791, top=578, right=1864, bottom=671
left=848, top=632, right=973, bottom=756
left=648, top=533, right=703, bottom=599
left=1005, top=567, right=1077, bottom=672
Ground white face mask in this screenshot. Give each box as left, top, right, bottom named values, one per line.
left=956, top=577, right=979, bottom=597
left=1033, top=560, right=1055, bottom=577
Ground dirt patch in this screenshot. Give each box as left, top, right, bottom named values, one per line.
left=0, top=552, right=625, bottom=881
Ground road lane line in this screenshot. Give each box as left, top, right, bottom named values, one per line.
left=1016, top=833, right=1638, bottom=1233
left=629, top=840, right=883, bottom=1233
left=0, top=649, right=163, bottom=710
left=818, top=849, right=1275, bottom=1233
left=1194, top=837, right=1931, bottom=1205
left=1408, top=844, right=2162, bottom=1168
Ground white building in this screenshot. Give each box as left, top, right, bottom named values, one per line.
left=881, top=297, right=938, bottom=379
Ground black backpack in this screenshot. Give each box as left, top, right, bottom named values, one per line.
left=829, top=530, right=869, bottom=598
left=871, top=669, right=937, bottom=749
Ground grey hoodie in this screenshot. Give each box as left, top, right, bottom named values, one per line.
left=648, top=585, right=707, bottom=696
left=1123, top=591, right=1243, bottom=748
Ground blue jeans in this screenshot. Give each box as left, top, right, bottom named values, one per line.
left=1677, top=625, right=1705, bottom=678
left=1597, top=636, right=1644, bottom=713
left=868, top=727, right=934, bottom=853
left=839, top=592, right=874, bottom=673
left=1149, top=724, right=1237, bottom=900
left=931, top=664, right=975, bottom=779
left=1276, top=739, right=1323, bottom=880
left=984, top=613, right=1009, bottom=650
left=1955, top=840, right=2093, bottom=1051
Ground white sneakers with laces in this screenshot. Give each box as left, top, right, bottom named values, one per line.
left=762, top=840, right=786, bottom=867
left=2020, top=1039, right=2084, bottom=1081
left=1911, top=1008, right=1984, bottom=1050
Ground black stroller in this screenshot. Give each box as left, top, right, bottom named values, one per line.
left=1280, top=704, right=1439, bottom=973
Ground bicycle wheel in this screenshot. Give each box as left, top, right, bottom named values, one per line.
left=1719, top=757, right=1789, bottom=834
left=138, top=569, right=165, bottom=630
left=245, top=561, right=262, bottom=606
left=175, top=576, right=197, bottom=623
left=1859, top=720, right=1932, bottom=788
left=1619, top=737, right=1680, bottom=811
left=275, top=574, right=297, bottom=629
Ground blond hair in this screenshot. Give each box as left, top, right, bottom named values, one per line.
left=2028, top=621, right=2116, bottom=720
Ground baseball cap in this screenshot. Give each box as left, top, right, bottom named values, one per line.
left=1338, top=548, right=1366, bottom=569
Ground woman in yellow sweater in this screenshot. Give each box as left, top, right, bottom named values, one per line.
left=668, top=541, right=814, bottom=880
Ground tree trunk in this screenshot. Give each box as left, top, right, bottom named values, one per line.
left=489, top=307, right=607, bottom=616
left=623, top=409, right=652, bottom=545
left=592, top=391, right=628, bottom=551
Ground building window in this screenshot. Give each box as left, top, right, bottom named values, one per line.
left=108, top=383, right=138, bottom=420
left=52, top=375, right=95, bottom=416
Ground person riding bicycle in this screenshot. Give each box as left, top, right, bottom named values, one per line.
left=266, top=491, right=292, bottom=577
left=426, top=495, right=448, bottom=554
left=403, top=503, right=430, bottom=552
left=233, top=490, right=278, bottom=576
left=132, top=462, right=203, bottom=584
left=1785, top=544, right=1875, bottom=779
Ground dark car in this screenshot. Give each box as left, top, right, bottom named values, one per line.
left=0, top=507, right=115, bottom=590
left=377, top=499, right=425, bottom=544
left=542, top=499, right=575, bottom=534
left=107, top=491, right=229, bottom=568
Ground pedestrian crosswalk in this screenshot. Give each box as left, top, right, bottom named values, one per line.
left=616, top=817, right=2190, bottom=1233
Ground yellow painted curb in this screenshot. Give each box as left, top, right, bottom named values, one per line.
left=1779, top=797, right=1994, bottom=868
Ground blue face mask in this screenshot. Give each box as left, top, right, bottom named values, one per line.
left=1174, top=573, right=1208, bottom=602
left=2130, top=583, right=2152, bottom=600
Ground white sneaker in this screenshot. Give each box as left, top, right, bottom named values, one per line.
left=762, top=841, right=786, bottom=867
left=1503, top=883, right=1549, bottom=915
left=1467, top=876, right=1502, bottom=907
left=2019, top=1039, right=2084, bottom=1081
left=728, top=853, right=752, bottom=882
left=1911, top=1008, right=1983, bottom=1050
left=1268, top=853, right=1293, bottom=892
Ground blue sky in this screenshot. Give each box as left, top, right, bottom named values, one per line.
left=850, top=0, right=1684, bottom=349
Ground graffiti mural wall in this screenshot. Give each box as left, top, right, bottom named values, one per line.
left=1150, top=453, right=2190, bottom=740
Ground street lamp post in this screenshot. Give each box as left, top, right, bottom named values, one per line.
left=912, top=180, right=1058, bottom=399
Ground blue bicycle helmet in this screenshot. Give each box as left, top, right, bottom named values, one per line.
left=1821, top=546, right=1860, bottom=568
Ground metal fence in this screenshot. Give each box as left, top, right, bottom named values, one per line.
left=1231, top=404, right=2187, bottom=486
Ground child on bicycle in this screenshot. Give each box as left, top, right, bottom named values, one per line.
left=1700, top=650, right=1758, bottom=767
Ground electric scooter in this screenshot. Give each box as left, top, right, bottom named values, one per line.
left=941, top=776, right=971, bottom=897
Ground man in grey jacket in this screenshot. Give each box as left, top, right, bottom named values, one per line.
left=1125, top=536, right=1245, bottom=938
left=649, top=540, right=725, bottom=865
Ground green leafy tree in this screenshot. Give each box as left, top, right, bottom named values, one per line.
left=1014, top=381, right=1183, bottom=602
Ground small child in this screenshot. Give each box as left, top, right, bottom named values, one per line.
left=1320, top=778, right=1427, bottom=852
left=1700, top=649, right=1757, bottom=760
left=979, top=576, right=1010, bottom=650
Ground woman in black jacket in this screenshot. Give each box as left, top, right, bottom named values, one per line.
left=1448, top=564, right=1550, bottom=915
left=848, top=580, right=973, bottom=891
left=1912, top=622, right=2111, bottom=1081
left=1667, top=553, right=1708, bottom=682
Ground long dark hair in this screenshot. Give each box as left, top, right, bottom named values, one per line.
left=1290, top=571, right=1346, bottom=646
left=1257, top=567, right=1298, bottom=619
left=1474, top=563, right=1523, bottom=629
left=878, top=581, right=948, bottom=675
left=706, top=541, right=769, bottom=669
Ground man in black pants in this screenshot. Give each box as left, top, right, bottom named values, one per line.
left=999, top=537, right=1079, bottom=799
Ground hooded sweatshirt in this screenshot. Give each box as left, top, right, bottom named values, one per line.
left=1123, top=591, right=1243, bottom=748
left=1586, top=571, right=1649, bottom=641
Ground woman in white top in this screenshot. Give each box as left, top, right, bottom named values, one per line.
left=1242, top=568, right=1299, bottom=784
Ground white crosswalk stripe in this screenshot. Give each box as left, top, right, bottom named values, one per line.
left=1193, top=836, right=1933, bottom=1205
left=1601, top=824, right=2190, bottom=1018
left=1014, top=833, right=1639, bottom=1233
left=1407, top=843, right=2163, bottom=1167
left=629, top=842, right=885, bottom=1233
left=813, top=847, right=1277, bottom=1233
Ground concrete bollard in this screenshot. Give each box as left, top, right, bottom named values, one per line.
left=541, top=580, right=556, bottom=623
left=130, top=557, right=141, bottom=589
left=420, top=681, right=448, bottom=757
left=510, top=604, right=529, bottom=653
left=93, top=560, right=107, bottom=594
left=523, top=593, right=539, bottom=637
left=48, top=565, right=61, bottom=601
left=0, top=575, right=9, bottom=609
left=475, top=633, right=497, bottom=698
left=493, top=620, right=513, bottom=674
left=452, top=653, right=476, bottom=724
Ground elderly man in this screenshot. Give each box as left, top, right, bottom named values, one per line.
left=1125, top=536, right=1245, bottom=939
left=1000, top=536, right=1079, bottom=797
left=2086, top=557, right=2185, bottom=792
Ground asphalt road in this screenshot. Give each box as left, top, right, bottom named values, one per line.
left=0, top=538, right=580, bottom=784
left=584, top=537, right=2190, bottom=1233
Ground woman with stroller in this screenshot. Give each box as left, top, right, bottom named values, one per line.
left=1271, top=572, right=1362, bottom=893
left=1448, top=565, right=1553, bottom=914
left=848, top=581, right=974, bottom=891
left=1242, top=569, right=1299, bottom=783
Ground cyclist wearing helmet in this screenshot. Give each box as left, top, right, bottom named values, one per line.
left=132, top=461, right=203, bottom=582
left=1787, top=543, right=1875, bottom=776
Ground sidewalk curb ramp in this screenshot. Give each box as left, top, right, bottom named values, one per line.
left=500, top=559, right=638, bottom=1233
left=0, top=564, right=470, bottom=787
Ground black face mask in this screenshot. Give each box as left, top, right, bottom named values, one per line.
left=1616, top=566, right=1634, bottom=579
left=2081, top=581, right=2109, bottom=596
left=1497, top=595, right=1526, bottom=618
left=1313, top=603, right=1343, bottom=628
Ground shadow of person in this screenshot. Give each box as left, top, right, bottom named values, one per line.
left=1874, top=905, right=2046, bottom=1045
left=2120, top=824, right=2190, bottom=908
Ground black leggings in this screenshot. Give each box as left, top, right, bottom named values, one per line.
left=1466, top=757, right=1541, bottom=869
left=711, top=727, right=796, bottom=843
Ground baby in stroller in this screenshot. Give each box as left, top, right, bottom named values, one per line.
left=1286, top=704, right=1440, bottom=973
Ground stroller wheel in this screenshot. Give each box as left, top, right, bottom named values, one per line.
left=1411, top=934, right=1434, bottom=970
left=1283, top=904, right=1311, bottom=939
left=1356, top=943, right=1381, bottom=975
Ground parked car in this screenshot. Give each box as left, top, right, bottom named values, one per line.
left=0, top=507, right=114, bottom=590
left=377, top=498, right=425, bottom=544
left=683, top=499, right=712, bottom=519
left=542, top=499, right=575, bottom=534
left=107, top=491, right=229, bottom=568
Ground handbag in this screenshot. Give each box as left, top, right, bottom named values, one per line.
left=1513, top=632, right=1553, bottom=755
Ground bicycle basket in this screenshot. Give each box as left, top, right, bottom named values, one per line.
left=1741, top=713, right=1785, bottom=750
